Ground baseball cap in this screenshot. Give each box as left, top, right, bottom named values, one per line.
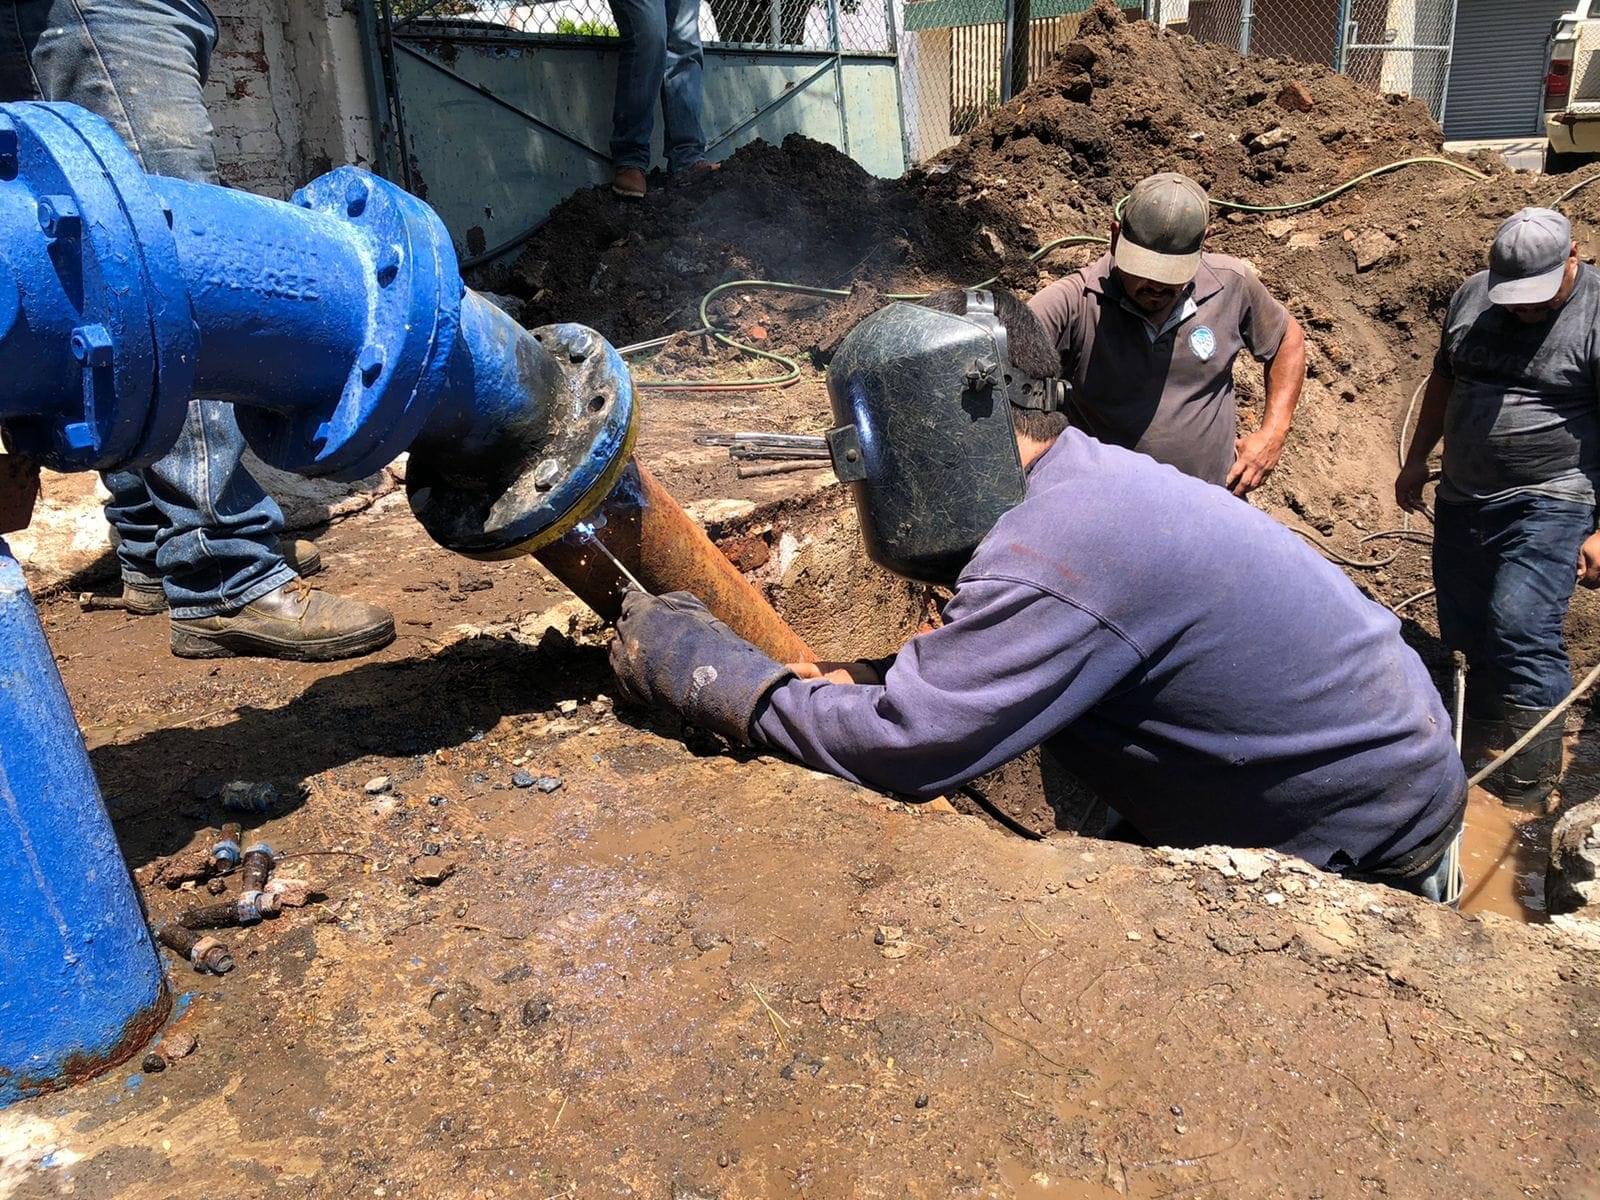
left=1486, top=208, right=1572, bottom=305
left=1115, top=173, right=1210, bottom=286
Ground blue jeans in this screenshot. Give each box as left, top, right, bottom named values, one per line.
left=1, top=0, right=293, bottom=618
left=1433, top=495, right=1595, bottom=710
left=609, top=0, right=707, bottom=172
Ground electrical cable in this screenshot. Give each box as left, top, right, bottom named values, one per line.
left=1554, top=171, right=1600, bottom=206
left=627, top=235, right=1111, bottom=392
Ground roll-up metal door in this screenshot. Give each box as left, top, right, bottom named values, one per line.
left=1444, top=0, right=1573, bottom=138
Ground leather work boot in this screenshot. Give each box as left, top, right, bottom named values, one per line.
left=611, top=166, right=646, bottom=199
left=1497, top=703, right=1565, bottom=810
left=120, top=538, right=323, bottom=614
left=169, top=579, right=394, bottom=662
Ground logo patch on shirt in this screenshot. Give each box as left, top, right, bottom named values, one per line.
left=1189, top=325, right=1217, bottom=362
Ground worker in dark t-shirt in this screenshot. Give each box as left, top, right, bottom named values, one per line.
left=1029, top=172, right=1307, bottom=495
left=1398, top=207, right=1600, bottom=808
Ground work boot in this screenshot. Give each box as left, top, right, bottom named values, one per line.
left=169, top=579, right=394, bottom=662
left=1496, top=703, right=1565, bottom=809
left=120, top=538, right=323, bottom=614
left=611, top=166, right=646, bottom=199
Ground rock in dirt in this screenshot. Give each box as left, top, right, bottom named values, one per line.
left=1276, top=80, right=1315, bottom=112
left=1547, top=798, right=1600, bottom=915
left=364, top=775, right=392, bottom=796
left=1350, top=229, right=1394, bottom=272
left=162, top=1032, right=198, bottom=1061
left=140, top=1053, right=166, bottom=1073
left=1228, top=848, right=1273, bottom=883
left=410, top=855, right=458, bottom=886
left=1247, top=126, right=1293, bottom=154
left=512, top=770, right=536, bottom=789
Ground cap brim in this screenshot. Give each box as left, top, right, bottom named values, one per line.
left=1114, top=238, right=1202, bottom=286
left=1487, top=261, right=1566, bottom=305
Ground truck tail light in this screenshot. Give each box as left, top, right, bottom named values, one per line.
left=1548, top=32, right=1576, bottom=110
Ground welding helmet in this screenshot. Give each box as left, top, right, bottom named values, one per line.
left=824, top=290, right=1069, bottom=587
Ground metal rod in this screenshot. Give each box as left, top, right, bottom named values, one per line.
left=533, top=459, right=815, bottom=663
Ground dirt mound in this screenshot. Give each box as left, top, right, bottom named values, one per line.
left=500, top=135, right=920, bottom=348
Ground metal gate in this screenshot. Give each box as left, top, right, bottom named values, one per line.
left=365, top=0, right=905, bottom=270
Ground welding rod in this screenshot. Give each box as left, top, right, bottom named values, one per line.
left=582, top=532, right=651, bottom=595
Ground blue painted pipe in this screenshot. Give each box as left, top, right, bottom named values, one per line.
left=0, top=101, right=634, bottom=525
left=0, top=101, right=635, bottom=1102
left=0, top=542, right=169, bottom=1105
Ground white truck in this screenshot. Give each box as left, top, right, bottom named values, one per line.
left=1546, top=4, right=1600, bottom=169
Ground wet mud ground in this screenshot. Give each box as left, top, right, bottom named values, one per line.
left=5, top=394, right=1600, bottom=1200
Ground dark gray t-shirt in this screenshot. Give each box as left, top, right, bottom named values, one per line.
left=1028, top=253, right=1291, bottom=486
left=1437, top=263, right=1600, bottom=506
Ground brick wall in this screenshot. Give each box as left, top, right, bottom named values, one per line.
left=203, top=0, right=374, bottom=199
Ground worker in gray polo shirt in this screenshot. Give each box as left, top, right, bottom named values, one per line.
left=1029, top=173, right=1307, bottom=495
left=1397, top=208, right=1600, bottom=808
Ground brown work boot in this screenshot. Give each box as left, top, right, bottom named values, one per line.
left=169, top=579, right=394, bottom=662
left=611, top=166, right=647, bottom=199
left=120, top=538, right=323, bottom=615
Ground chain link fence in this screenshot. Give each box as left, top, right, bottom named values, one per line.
left=1151, top=0, right=1458, bottom=120
left=390, top=0, right=893, bottom=51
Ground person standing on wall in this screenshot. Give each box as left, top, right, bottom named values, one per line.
left=1397, top=207, right=1600, bottom=810
left=0, top=0, right=396, bottom=661
left=609, top=0, right=718, bottom=198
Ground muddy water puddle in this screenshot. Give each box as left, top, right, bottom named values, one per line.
left=1458, top=785, right=1547, bottom=922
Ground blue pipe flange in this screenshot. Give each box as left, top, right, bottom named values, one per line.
left=234, top=167, right=463, bottom=480
left=406, top=311, right=637, bottom=559
left=0, top=103, right=194, bottom=470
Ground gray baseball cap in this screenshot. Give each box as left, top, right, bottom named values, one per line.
left=1487, top=208, right=1572, bottom=305
left=1115, top=173, right=1210, bottom=285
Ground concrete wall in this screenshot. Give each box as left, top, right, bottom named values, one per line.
left=204, top=0, right=377, bottom=199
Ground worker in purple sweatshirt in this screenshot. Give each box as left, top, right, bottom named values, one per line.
left=611, top=289, right=1467, bottom=901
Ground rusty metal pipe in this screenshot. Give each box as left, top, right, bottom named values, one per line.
left=534, top=459, right=815, bottom=664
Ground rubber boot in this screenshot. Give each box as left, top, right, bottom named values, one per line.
left=1497, top=704, right=1564, bottom=809
left=1460, top=675, right=1505, bottom=758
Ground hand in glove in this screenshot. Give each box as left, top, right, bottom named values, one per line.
left=609, top=590, right=793, bottom=743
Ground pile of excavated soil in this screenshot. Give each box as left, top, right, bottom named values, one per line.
left=490, top=0, right=1600, bottom=660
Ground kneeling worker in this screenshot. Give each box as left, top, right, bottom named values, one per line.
left=612, top=290, right=1466, bottom=899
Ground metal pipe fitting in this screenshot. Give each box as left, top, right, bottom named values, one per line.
left=209, top=823, right=243, bottom=874
left=177, top=891, right=281, bottom=930
left=155, top=924, right=235, bottom=975
left=239, top=843, right=275, bottom=892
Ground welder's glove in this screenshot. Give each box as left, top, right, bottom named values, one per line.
left=610, top=589, right=793, bottom=743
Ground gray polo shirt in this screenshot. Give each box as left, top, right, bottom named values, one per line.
left=1436, top=263, right=1600, bottom=507
left=1028, top=253, right=1292, bottom=485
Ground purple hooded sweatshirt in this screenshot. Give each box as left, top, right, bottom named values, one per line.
left=751, top=430, right=1464, bottom=874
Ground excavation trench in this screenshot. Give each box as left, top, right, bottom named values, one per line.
left=715, top=486, right=1555, bottom=923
